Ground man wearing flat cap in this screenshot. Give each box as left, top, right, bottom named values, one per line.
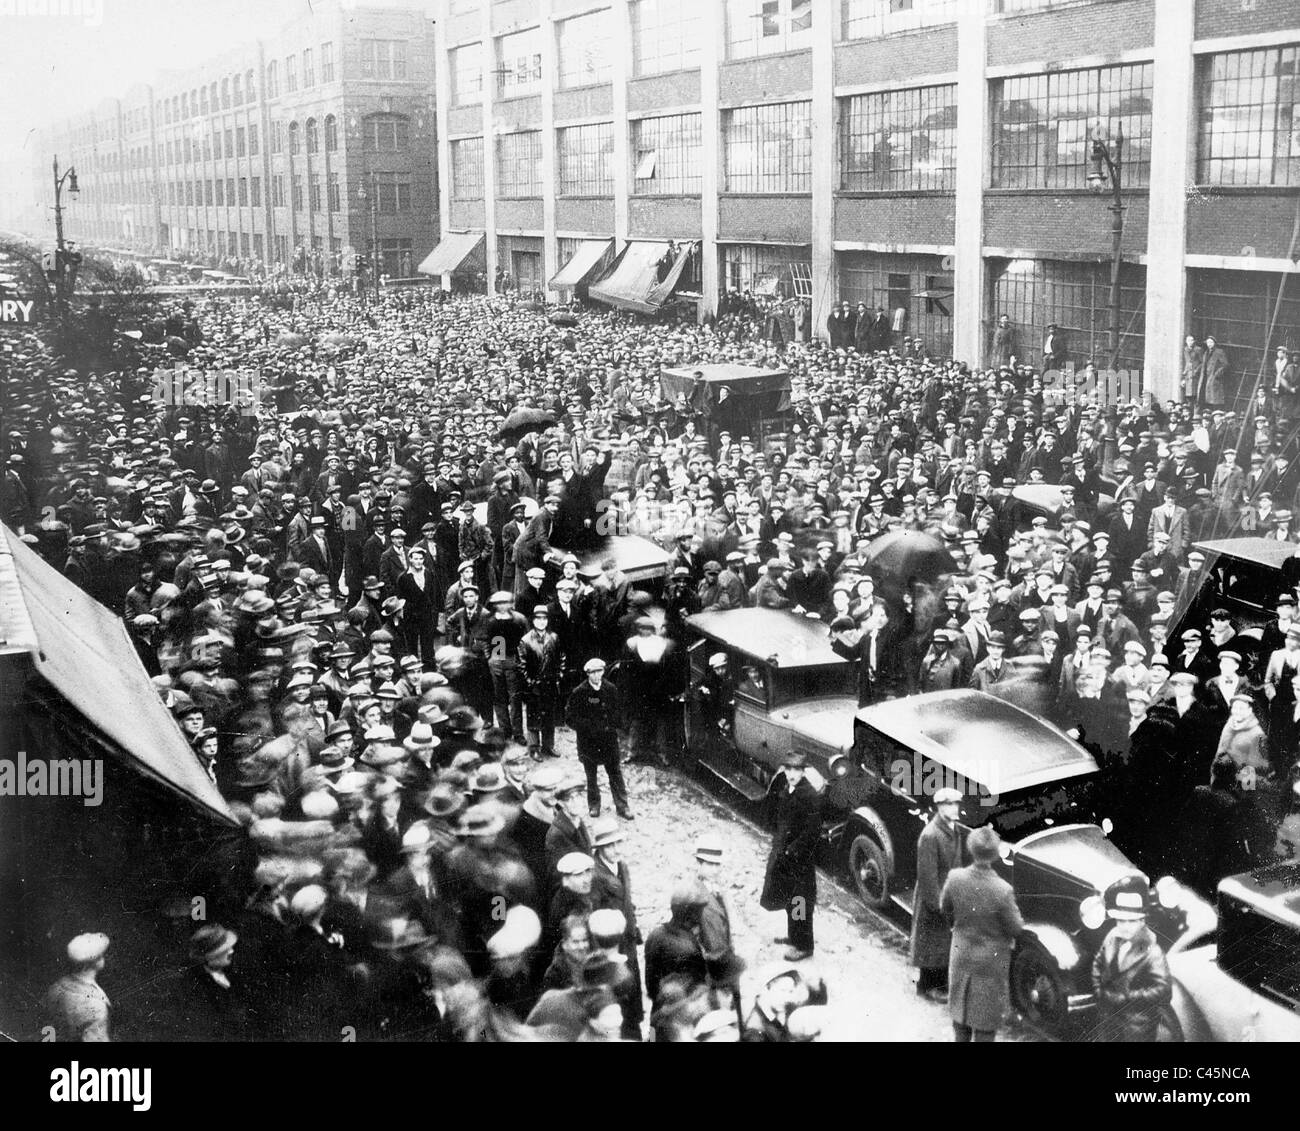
left=565, top=658, right=632, bottom=820
left=760, top=752, right=822, bottom=962
left=44, top=933, right=112, bottom=1041
left=912, top=787, right=965, bottom=1002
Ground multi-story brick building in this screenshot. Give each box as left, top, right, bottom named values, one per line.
left=425, top=0, right=1300, bottom=402
left=33, top=2, right=438, bottom=280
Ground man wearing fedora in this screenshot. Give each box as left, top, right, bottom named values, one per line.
left=940, top=824, right=1025, bottom=1042
left=1090, top=874, right=1174, bottom=1043
left=760, top=752, right=822, bottom=962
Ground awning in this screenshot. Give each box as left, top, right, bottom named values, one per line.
left=589, top=240, right=696, bottom=315
left=417, top=231, right=485, bottom=276
left=0, top=523, right=235, bottom=823
left=549, top=238, right=613, bottom=289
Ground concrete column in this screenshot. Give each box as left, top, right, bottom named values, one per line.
left=540, top=0, right=559, bottom=299
left=610, top=0, right=631, bottom=253
left=480, top=0, right=497, bottom=295
left=1143, top=0, right=1196, bottom=403
left=432, top=0, right=454, bottom=289
left=952, top=2, right=988, bottom=368
left=699, top=5, right=722, bottom=322
left=809, top=0, right=835, bottom=343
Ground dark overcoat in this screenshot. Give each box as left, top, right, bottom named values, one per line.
left=760, top=774, right=822, bottom=913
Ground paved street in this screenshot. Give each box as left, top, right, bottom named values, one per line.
left=551, top=728, right=1026, bottom=1042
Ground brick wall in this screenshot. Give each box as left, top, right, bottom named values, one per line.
left=555, top=85, right=614, bottom=121
left=984, top=193, right=1149, bottom=257
left=629, top=196, right=703, bottom=238
left=493, top=94, right=542, bottom=131
left=719, top=194, right=812, bottom=243
left=719, top=52, right=813, bottom=104
left=556, top=196, right=615, bottom=233
left=1195, top=0, right=1300, bottom=39
left=627, top=71, right=701, bottom=113
left=1186, top=192, right=1300, bottom=258
left=987, top=0, right=1153, bottom=66
left=834, top=27, right=958, bottom=88
left=496, top=197, right=544, bottom=231
left=449, top=199, right=485, bottom=229
left=835, top=195, right=956, bottom=246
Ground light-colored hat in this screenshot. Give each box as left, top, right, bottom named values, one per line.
left=557, top=851, right=595, bottom=875
left=67, top=933, right=110, bottom=965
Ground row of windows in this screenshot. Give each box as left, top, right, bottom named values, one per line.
left=161, top=169, right=391, bottom=214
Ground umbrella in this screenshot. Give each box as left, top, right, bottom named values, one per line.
left=860, top=530, right=957, bottom=590
left=497, top=407, right=557, bottom=444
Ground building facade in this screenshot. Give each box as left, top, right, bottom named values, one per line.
left=33, top=3, right=438, bottom=280
left=428, top=0, right=1300, bottom=403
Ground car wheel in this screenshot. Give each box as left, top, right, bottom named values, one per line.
left=1010, top=941, right=1069, bottom=1032
left=847, top=834, right=890, bottom=908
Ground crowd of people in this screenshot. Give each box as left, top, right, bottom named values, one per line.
left=6, top=277, right=1300, bottom=1043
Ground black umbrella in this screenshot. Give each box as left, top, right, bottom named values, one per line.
left=497, top=407, right=557, bottom=444
left=860, top=530, right=957, bottom=590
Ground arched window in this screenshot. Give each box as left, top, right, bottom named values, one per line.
left=181, top=92, right=189, bottom=117
left=221, top=78, right=230, bottom=109
left=245, top=69, right=256, bottom=101
left=210, top=81, right=218, bottom=109
left=288, top=120, right=300, bottom=155
left=305, top=118, right=319, bottom=154
left=199, top=87, right=209, bottom=114
left=324, top=114, right=338, bottom=152
left=233, top=74, right=243, bottom=105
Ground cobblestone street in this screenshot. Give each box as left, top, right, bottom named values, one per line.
left=551, top=728, right=1017, bottom=1042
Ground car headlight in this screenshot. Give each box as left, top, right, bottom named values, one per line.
left=1154, top=876, right=1182, bottom=910
left=828, top=754, right=850, bottom=779
left=1079, top=894, right=1107, bottom=931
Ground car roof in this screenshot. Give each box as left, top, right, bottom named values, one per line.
left=686, top=609, right=847, bottom=669
left=1194, top=538, right=1299, bottom=570
left=1218, top=861, right=1300, bottom=931
left=856, top=689, right=1098, bottom=792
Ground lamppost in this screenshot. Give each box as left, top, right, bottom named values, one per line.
left=52, top=155, right=81, bottom=312
left=1086, top=123, right=1125, bottom=377
left=355, top=172, right=380, bottom=301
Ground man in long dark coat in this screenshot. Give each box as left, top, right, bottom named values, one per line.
left=760, top=752, right=822, bottom=961
left=911, top=787, right=965, bottom=1000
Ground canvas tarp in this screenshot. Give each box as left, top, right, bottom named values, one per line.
left=549, top=239, right=613, bottom=289
left=589, top=241, right=695, bottom=314
left=417, top=231, right=485, bottom=276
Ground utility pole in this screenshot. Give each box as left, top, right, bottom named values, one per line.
left=1087, top=124, right=1125, bottom=377
left=52, top=155, right=82, bottom=314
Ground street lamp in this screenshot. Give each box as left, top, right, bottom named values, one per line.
left=356, top=175, right=380, bottom=301
left=1086, top=122, right=1125, bottom=376
left=52, top=155, right=82, bottom=310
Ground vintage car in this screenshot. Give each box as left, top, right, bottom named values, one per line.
left=1167, top=861, right=1300, bottom=1042
left=683, top=608, right=1207, bottom=1030
left=1168, top=538, right=1299, bottom=670
left=1006, top=481, right=1116, bottom=533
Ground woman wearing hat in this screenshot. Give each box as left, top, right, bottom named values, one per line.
left=1089, top=875, right=1174, bottom=1043
left=939, top=824, right=1025, bottom=1042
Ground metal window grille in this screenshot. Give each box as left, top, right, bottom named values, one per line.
left=724, top=102, right=812, bottom=193
left=558, top=123, right=615, bottom=195
left=840, top=85, right=958, bottom=191
left=497, top=28, right=543, bottom=95
left=1197, top=46, right=1300, bottom=188
left=988, top=257, right=1146, bottom=375
left=631, top=0, right=701, bottom=77
left=992, top=63, right=1153, bottom=189
left=1190, top=269, right=1300, bottom=401
left=722, top=244, right=812, bottom=298
left=841, top=0, right=957, bottom=40
left=838, top=251, right=956, bottom=357
left=452, top=43, right=484, bottom=105
left=496, top=131, right=543, bottom=197
left=451, top=137, right=485, bottom=199
left=726, top=0, right=812, bottom=60
left=631, top=113, right=703, bottom=194
left=321, top=43, right=335, bottom=84
left=558, top=10, right=613, bottom=88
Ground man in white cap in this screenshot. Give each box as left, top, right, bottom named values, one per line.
left=1090, top=874, right=1170, bottom=1043
left=44, top=933, right=112, bottom=1041
left=695, top=834, right=739, bottom=989
left=565, top=657, right=632, bottom=820
left=911, top=786, right=963, bottom=1001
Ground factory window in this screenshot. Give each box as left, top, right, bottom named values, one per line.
left=497, top=27, right=542, bottom=96
left=558, top=9, right=612, bottom=88
left=631, top=113, right=703, bottom=194
left=558, top=122, right=615, bottom=195
left=451, top=42, right=483, bottom=105
left=451, top=136, right=485, bottom=200
left=724, top=101, right=812, bottom=193
left=840, top=84, right=958, bottom=191
left=725, top=0, right=812, bottom=60
left=1197, top=45, right=1300, bottom=188
left=631, top=0, right=701, bottom=76
left=841, top=0, right=958, bottom=40
left=496, top=131, right=543, bottom=197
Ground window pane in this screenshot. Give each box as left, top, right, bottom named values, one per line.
left=558, top=122, right=615, bottom=195
left=631, top=113, right=703, bottom=194
left=558, top=10, right=612, bottom=88
left=632, top=0, right=702, bottom=76
left=840, top=85, right=958, bottom=191
left=496, top=131, right=543, bottom=196
left=1197, top=45, right=1300, bottom=187
left=724, top=102, right=813, bottom=193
